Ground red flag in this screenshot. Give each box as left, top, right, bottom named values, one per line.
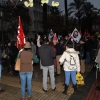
left=79, top=29, right=82, bottom=35
left=16, top=16, right=26, bottom=50
left=83, top=29, right=88, bottom=39
left=53, top=33, right=58, bottom=42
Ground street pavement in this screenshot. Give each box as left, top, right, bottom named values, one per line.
left=0, top=63, right=95, bottom=100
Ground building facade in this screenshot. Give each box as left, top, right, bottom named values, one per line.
left=28, top=0, right=51, bottom=38
left=0, top=0, right=51, bottom=38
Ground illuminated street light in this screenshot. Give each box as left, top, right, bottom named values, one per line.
left=24, top=0, right=33, bottom=7
left=52, top=1, right=59, bottom=7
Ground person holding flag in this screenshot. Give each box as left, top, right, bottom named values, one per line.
left=16, top=16, right=33, bottom=100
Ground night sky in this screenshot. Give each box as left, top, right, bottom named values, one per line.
left=48, top=0, right=100, bottom=13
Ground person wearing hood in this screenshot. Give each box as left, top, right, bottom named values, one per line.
left=59, top=41, right=80, bottom=95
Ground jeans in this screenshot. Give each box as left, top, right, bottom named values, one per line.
left=19, top=72, right=33, bottom=98
left=42, top=65, right=55, bottom=90
left=86, top=51, right=90, bottom=64
left=0, top=65, right=2, bottom=78
left=65, top=71, right=76, bottom=85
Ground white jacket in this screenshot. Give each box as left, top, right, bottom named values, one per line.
left=59, top=48, right=80, bottom=72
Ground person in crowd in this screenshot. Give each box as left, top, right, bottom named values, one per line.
left=10, top=41, right=19, bottom=76
left=0, top=42, right=5, bottom=92
left=49, top=41, right=57, bottom=77
left=79, top=39, right=86, bottom=74
left=38, top=39, right=56, bottom=92
left=95, top=35, right=100, bottom=57
left=30, top=40, right=36, bottom=55
left=85, top=36, right=92, bottom=64
left=19, top=42, right=33, bottom=100
left=92, top=36, right=98, bottom=60
left=0, top=43, right=3, bottom=79
left=53, top=40, right=63, bottom=75
left=59, top=42, right=80, bottom=95
left=64, top=35, right=69, bottom=44
left=5, top=40, right=12, bottom=74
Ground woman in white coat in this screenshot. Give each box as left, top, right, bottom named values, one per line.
left=59, top=42, right=80, bottom=95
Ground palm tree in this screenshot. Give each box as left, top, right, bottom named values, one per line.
left=83, top=2, right=98, bottom=17
left=81, top=2, right=99, bottom=32
left=68, top=0, right=87, bottom=25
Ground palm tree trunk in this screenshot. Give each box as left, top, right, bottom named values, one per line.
left=64, top=0, right=68, bottom=34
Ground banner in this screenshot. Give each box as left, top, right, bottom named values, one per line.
left=71, top=28, right=81, bottom=43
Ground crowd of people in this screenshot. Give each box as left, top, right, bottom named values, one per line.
left=0, top=32, right=100, bottom=100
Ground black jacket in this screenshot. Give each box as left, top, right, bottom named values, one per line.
left=55, top=43, right=63, bottom=55
left=38, top=44, right=56, bottom=66
left=79, top=43, right=86, bottom=60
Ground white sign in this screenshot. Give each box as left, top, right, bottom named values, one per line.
left=71, top=28, right=81, bottom=43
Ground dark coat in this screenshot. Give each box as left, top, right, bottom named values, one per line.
left=79, top=43, right=86, bottom=60
left=10, top=45, right=19, bottom=64
left=55, top=43, right=63, bottom=55
left=85, top=39, right=92, bottom=52
left=38, top=44, right=56, bottom=66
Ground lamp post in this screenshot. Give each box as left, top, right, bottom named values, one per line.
left=43, top=3, right=47, bottom=35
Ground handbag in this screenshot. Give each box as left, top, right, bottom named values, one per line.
left=76, top=73, right=85, bottom=85
left=33, top=55, right=39, bottom=63
left=14, top=58, right=20, bottom=71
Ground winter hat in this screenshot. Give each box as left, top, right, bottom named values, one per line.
left=53, top=33, right=58, bottom=42
left=24, top=42, right=31, bottom=48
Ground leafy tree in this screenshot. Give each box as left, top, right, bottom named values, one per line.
left=47, top=7, right=67, bottom=35
left=68, top=0, right=100, bottom=33
left=81, top=2, right=99, bottom=33
left=1, top=3, right=31, bottom=40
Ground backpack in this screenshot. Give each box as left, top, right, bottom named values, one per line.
left=65, top=51, right=77, bottom=70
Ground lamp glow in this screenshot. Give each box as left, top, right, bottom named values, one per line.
left=24, top=0, right=33, bottom=7
left=52, top=1, right=59, bottom=7
left=41, top=0, right=49, bottom=4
